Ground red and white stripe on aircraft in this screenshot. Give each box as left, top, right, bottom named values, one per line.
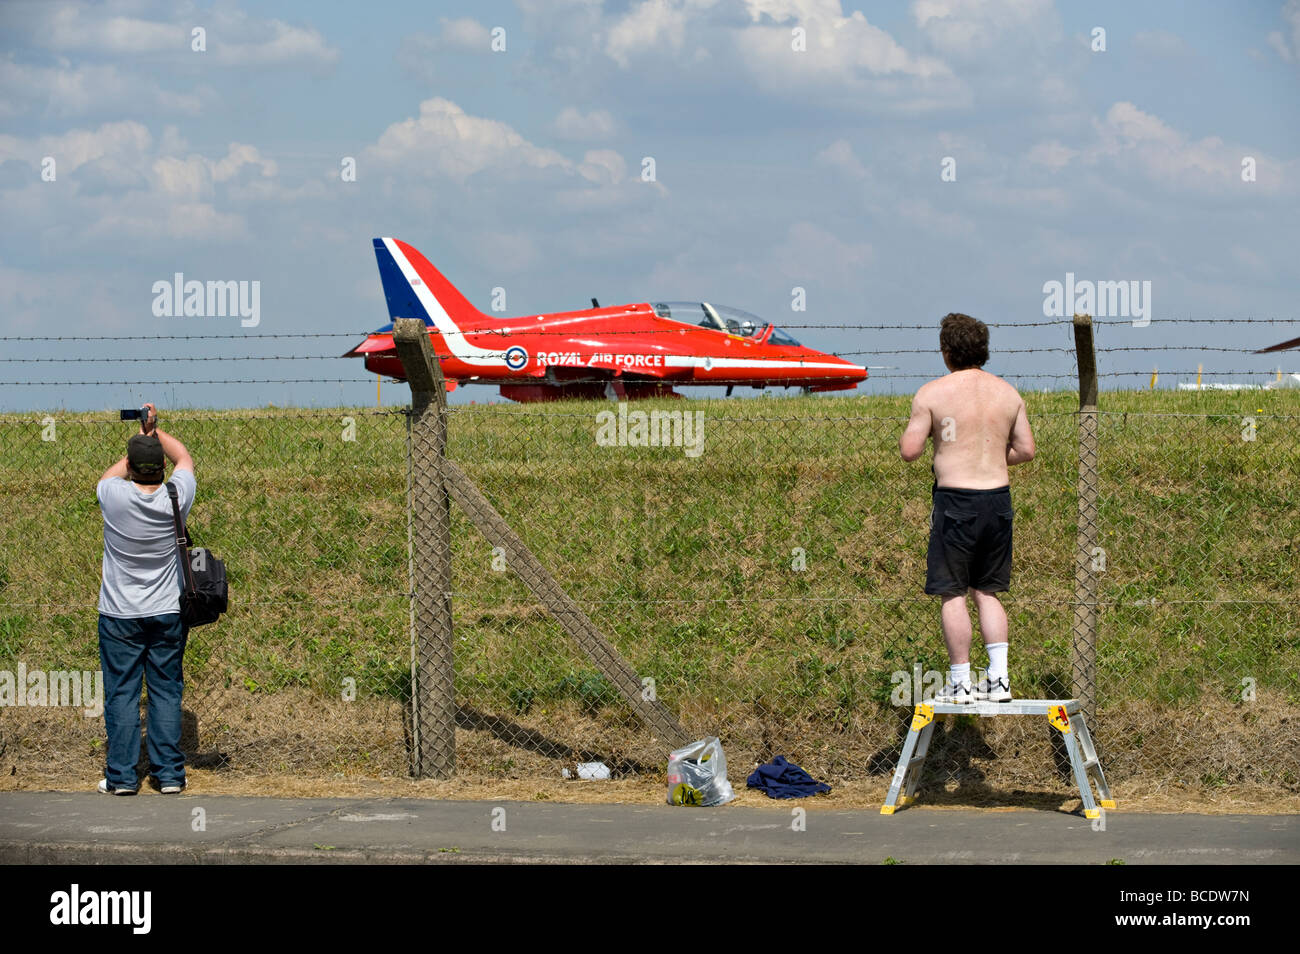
left=382, top=236, right=505, bottom=368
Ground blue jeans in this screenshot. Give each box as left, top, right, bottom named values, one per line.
left=98, top=613, right=188, bottom=790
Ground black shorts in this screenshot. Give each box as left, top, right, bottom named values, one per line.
left=925, top=486, right=1013, bottom=596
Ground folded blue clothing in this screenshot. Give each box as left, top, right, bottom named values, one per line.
left=746, top=756, right=831, bottom=799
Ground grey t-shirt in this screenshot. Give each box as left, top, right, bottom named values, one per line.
left=97, top=468, right=196, bottom=619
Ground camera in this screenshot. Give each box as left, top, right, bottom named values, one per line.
left=120, top=407, right=150, bottom=421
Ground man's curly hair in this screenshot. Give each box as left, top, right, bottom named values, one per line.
left=939, top=313, right=989, bottom=370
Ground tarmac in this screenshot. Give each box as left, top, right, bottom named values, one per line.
left=1, top=792, right=1296, bottom=864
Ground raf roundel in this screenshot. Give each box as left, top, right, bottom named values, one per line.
left=504, top=345, right=529, bottom=371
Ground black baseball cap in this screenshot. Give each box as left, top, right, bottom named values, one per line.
left=127, top=434, right=165, bottom=480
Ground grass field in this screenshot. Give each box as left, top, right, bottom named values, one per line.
left=1, top=387, right=1297, bottom=804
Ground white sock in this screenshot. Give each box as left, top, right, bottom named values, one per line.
left=948, top=662, right=971, bottom=686
left=985, top=642, right=1009, bottom=681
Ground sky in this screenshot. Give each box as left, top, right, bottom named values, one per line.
left=1, top=0, right=1298, bottom=411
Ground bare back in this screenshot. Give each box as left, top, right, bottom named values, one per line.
left=902, top=369, right=1033, bottom=490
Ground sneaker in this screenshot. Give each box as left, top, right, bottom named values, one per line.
left=975, top=675, right=1012, bottom=702
left=936, top=678, right=974, bottom=704
left=97, top=778, right=137, bottom=796
left=159, top=781, right=186, bottom=795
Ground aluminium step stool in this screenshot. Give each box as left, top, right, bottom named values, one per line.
left=880, top=698, right=1115, bottom=817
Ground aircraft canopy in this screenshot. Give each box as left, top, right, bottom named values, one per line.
left=652, top=301, right=802, bottom=345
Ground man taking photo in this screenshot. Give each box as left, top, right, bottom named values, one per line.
left=900, top=314, right=1036, bottom=704
left=96, top=403, right=195, bottom=794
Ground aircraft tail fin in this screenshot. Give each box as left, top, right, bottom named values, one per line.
left=372, top=237, right=486, bottom=328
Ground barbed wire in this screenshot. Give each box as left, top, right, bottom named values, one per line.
left=1, top=344, right=1288, bottom=364
left=0, top=409, right=406, bottom=423
left=2, top=369, right=1287, bottom=387
left=0, top=332, right=368, bottom=341
left=0, top=355, right=350, bottom=363
left=1093, top=317, right=1300, bottom=325
left=3, top=316, right=1294, bottom=345
left=0, top=378, right=374, bottom=386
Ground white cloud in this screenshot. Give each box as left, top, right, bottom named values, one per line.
left=27, top=2, right=339, bottom=68
left=365, top=97, right=572, bottom=183
left=590, top=0, right=954, bottom=105
left=1085, top=101, right=1294, bottom=195
left=440, top=17, right=492, bottom=50
left=0, top=122, right=290, bottom=244
left=398, top=16, right=492, bottom=77
left=815, top=139, right=867, bottom=178
left=0, top=58, right=207, bottom=118
left=86, top=202, right=247, bottom=242
left=1267, top=0, right=1300, bottom=62
left=605, top=0, right=712, bottom=68
left=361, top=97, right=661, bottom=220
left=209, top=17, right=338, bottom=68
left=577, top=149, right=627, bottom=185
left=0, top=120, right=153, bottom=174
left=912, top=0, right=1056, bottom=54
left=738, top=0, right=951, bottom=82
left=212, top=144, right=277, bottom=182
left=553, top=107, right=617, bottom=140
left=1027, top=139, right=1078, bottom=170
left=44, top=8, right=186, bottom=54
left=151, top=144, right=276, bottom=200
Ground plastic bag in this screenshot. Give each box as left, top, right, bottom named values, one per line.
left=666, top=737, right=735, bottom=806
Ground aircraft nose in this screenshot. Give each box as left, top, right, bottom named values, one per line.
left=840, top=359, right=868, bottom=381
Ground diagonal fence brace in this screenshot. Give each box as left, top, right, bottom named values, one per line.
left=441, top=458, right=690, bottom=749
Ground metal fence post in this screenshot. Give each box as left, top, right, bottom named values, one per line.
left=393, top=317, right=455, bottom=779
left=1071, top=314, right=1100, bottom=719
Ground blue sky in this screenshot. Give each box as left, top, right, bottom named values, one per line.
left=1, top=0, right=1298, bottom=410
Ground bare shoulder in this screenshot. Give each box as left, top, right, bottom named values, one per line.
left=984, top=371, right=1024, bottom=405
left=914, top=376, right=946, bottom=402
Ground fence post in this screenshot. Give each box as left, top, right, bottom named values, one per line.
left=393, top=317, right=455, bottom=779
left=1071, top=314, right=1099, bottom=719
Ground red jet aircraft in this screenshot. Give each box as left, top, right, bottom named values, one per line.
left=345, top=237, right=867, bottom=402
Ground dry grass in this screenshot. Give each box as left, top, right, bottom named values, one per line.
left=4, top=685, right=1295, bottom=811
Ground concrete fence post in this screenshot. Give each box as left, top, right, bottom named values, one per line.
left=1071, top=313, right=1100, bottom=720
left=393, top=318, right=455, bottom=779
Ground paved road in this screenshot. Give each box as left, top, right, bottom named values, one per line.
left=1, top=793, right=1294, bottom=864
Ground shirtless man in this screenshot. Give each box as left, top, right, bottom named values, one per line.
left=899, top=313, right=1036, bottom=704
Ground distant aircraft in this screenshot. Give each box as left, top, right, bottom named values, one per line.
left=345, top=238, right=868, bottom=402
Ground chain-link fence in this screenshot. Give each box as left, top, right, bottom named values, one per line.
left=3, top=391, right=1296, bottom=800
left=0, top=410, right=412, bottom=782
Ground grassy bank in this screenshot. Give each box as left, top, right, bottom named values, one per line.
left=1, top=387, right=1297, bottom=797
